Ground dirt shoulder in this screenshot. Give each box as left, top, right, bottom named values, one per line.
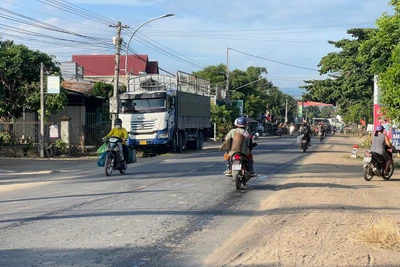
left=205, top=135, right=400, bottom=267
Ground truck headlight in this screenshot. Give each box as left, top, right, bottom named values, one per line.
left=158, top=133, right=168, bottom=138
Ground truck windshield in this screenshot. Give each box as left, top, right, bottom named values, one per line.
left=120, top=98, right=166, bottom=114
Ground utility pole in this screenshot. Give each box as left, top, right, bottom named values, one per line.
left=225, top=47, right=230, bottom=105
left=40, top=62, right=45, bottom=158
left=285, top=98, right=288, bottom=124
left=109, top=21, right=129, bottom=126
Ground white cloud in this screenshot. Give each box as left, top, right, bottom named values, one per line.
left=3, top=0, right=393, bottom=89
left=68, top=0, right=164, bottom=6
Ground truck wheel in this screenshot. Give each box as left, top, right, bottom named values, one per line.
left=177, top=132, right=183, bottom=153
left=194, top=132, right=200, bottom=150
left=171, top=132, right=178, bottom=153
left=198, top=131, right=204, bottom=149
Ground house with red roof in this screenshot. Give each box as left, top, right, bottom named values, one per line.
left=71, top=54, right=159, bottom=85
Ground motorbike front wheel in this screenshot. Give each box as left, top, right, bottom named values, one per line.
left=382, top=161, right=395, bottom=180
left=302, top=144, right=306, bottom=153
left=363, top=164, right=374, bottom=181
left=232, top=170, right=241, bottom=189
left=105, top=156, right=114, bottom=176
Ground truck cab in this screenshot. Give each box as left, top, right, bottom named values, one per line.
left=119, top=90, right=175, bottom=147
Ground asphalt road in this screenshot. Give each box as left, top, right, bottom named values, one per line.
left=0, top=135, right=321, bottom=267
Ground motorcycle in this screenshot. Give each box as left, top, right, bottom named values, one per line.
left=104, top=136, right=127, bottom=176
left=277, top=129, right=283, bottom=137
left=318, top=128, right=324, bottom=142
left=298, top=134, right=310, bottom=153
left=363, top=148, right=394, bottom=181
left=230, top=152, right=251, bottom=190
left=252, top=131, right=260, bottom=140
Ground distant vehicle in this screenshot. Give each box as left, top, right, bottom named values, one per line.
left=328, top=118, right=342, bottom=128
left=312, top=118, right=330, bottom=127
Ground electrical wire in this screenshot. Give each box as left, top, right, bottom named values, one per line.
left=36, top=0, right=115, bottom=25
left=3, top=0, right=115, bottom=35
left=229, top=48, right=320, bottom=72
left=143, top=21, right=375, bottom=33
left=126, top=35, right=205, bottom=69
left=134, top=32, right=207, bottom=68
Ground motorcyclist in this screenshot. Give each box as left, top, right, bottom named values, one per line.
left=103, top=118, right=129, bottom=163
left=298, top=121, right=311, bottom=146
left=289, top=122, right=295, bottom=135
left=371, top=125, right=392, bottom=175
left=317, top=122, right=325, bottom=136
left=277, top=123, right=283, bottom=136
left=224, top=117, right=255, bottom=176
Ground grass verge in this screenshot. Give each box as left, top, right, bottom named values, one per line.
left=356, top=217, right=400, bottom=251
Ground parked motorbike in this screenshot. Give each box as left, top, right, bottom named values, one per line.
left=104, top=136, right=127, bottom=176
left=363, top=148, right=394, bottom=181
left=230, top=152, right=251, bottom=189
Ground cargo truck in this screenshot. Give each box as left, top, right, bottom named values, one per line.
left=119, top=71, right=211, bottom=153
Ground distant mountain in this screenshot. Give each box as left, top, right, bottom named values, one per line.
left=280, top=87, right=305, bottom=98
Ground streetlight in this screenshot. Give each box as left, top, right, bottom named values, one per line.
left=124, top=14, right=174, bottom=74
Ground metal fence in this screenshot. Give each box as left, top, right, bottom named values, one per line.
left=0, top=121, right=60, bottom=143
left=0, top=111, right=111, bottom=147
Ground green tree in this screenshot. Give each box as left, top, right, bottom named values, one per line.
left=319, top=107, right=336, bottom=118
left=93, top=81, right=113, bottom=100
left=210, top=103, right=240, bottom=138
left=0, top=40, right=67, bottom=121
left=359, top=0, right=400, bottom=122
left=192, top=64, right=227, bottom=89
left=304, top=106, right=321, bottom=121
left=302, top=28, right=375, bottom=123
left=195, top=64, right=290, bottom=125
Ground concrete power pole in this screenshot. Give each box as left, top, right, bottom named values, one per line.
left=109, top=22, right=129, bottom=127
left=285, top=99, right=288, bottom=123
left=225, top=47, right=230, bottom=105
left=40, top=62, right=45, bottom=158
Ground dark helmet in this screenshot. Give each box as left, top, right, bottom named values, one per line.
left=114, top=118, right=122, bottom=125
left=235, top=117, right=247, bottom=128
left=376, top=125, right=384, bottom=132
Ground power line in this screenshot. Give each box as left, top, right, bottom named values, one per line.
left=0, top=8, right=110, bottom=42
left=2, top=0, right=115, bottom=35
left=125, top=35, right=205, bottom=70
left=134, top=33, right=207, bottom=68
left=36, top=0, right=115, bottom=25
left=143, top=21, right=375, bottom=33
left=228, top=48, right=320, bottom=72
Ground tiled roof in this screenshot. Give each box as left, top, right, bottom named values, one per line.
left=71, top=54, right=158, bottom=76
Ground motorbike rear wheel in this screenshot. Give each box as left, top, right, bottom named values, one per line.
left=233, top=170, right=241, bottom=190
left=382, top=161, right=395, bottom=180
left=119, top=161, right=127, bottom=174
left=105, top=156, right=113, bottom=177
left=363, top=164, right=374, bottom=181
left=302, top=144, right=306, bottom=153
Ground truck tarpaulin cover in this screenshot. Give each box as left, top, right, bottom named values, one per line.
left=176, top=91, right=211, bottom=129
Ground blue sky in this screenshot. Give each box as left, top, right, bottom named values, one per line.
left=0, top=0, right=393, bottom=96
